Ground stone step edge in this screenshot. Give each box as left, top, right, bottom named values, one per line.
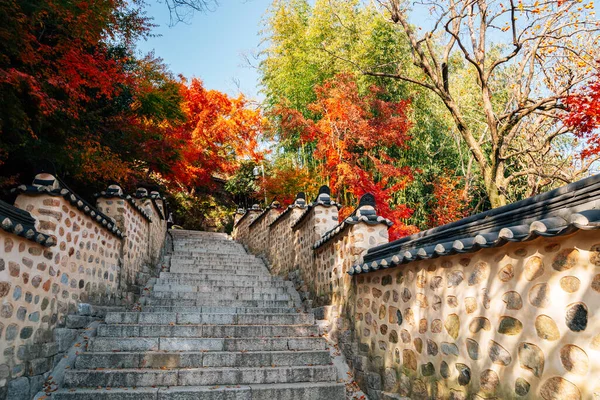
left=51, top=381, right=346, bottom=399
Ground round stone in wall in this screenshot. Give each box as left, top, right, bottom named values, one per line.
left=498, top=316, right=523, bottom=335
left=560, top=276, right=581, bottom=293
left=515, top=378, right=530, bottom=396
left=498, top=264, right=514, bottom=282
left=469, top=317, right=491, bottom=333
left=464, top=297, right=477, bottom=314
left=529, top=283, right=551, bottom=308
left=431, top=319, right=442, bottom=333
left=414, top=337, right=423, bottom=353
left=468, top=261, right=489, bottom=286
left=466, top=338, right=480, bottom=360
left=524, top=256, right=545, bottom=281
left=518, top=342, right=545, bottom=377
left=455, top=363, right=471, bottom=386
left=540, top=377, right=581, bottom=400
left=559, top=344, right=589, bottom=375
left=535, top=315, right=560, bottom=341
left=480, top=369, right=499, bottom=393
left=441, top=342, right=459, bottom=357
left=440, top=361, right=451, bottom=378
left=403, top=349, right=417, bottom=371
left=447, top=270, right=464, bottom=287
left=421, top=362, right=435, bottom=377
left=488, top=340, right=511, bottom=366
left=552, top=248, right=579, bottom=272
left=427, top=339, right=438, bottom=356
left=502, top=291, right=523, bottom=310
left=591, top=274, right=600, bottom=293
left=565, top=302, right=588, bottom=332
left=0, top=282, right=10, bottom=297
left=401, top=288, right=411, bottom=302
left=589, top=243, right=600, bottom=266
left=445, top=314, right=460, bottom=339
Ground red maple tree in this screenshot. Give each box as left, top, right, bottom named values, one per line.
left=274, top=73, right=418, bottom=239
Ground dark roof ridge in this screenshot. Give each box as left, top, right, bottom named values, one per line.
left=351, top=174, right=600, bottom=275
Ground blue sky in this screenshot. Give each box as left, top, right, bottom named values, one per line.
left=137, top=0, right=272, bottom=99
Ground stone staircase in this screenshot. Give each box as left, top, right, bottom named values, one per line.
left=52, top=230, right=345, bottom=399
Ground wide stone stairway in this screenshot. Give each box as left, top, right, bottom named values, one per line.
left=53, top=230, right=345, bottom=399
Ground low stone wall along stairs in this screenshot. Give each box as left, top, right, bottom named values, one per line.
left=51, top=230, right=345, bottom=399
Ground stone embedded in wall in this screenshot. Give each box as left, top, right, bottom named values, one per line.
left=468, top=261, right=489, bottom=285
left=498, top=316, right=523, bottom=335
left=466, top=338, right=480, bottom=360
left=455, top=363, right=471, bottom=386
left=498, top=264, right=514, bottom=282
left=421, top=362, right=435, bottom=377
left=515, top=378, right=531, bottom=396
left=469, top=317, right=491, bottom=333
left=444, top=314, right=460, bottom=339
left=559, top=344, right=589, bottom=375
left=525, top=256, right=545, bottom=281
left=464, top=297, right=477, bottom=314
left=529, top=282, right=551, bottom=308
left=535, top=315, right=560, bottom=341
left=552, top=248, right=579, bottom=271
left=518, top=342, right=545, bottom=377
left=488, top=340, right=511, bottom=366
left=540, top=377, right=581, bottom=400
left=403, top=349, right=417, bottom=371
left=441, top=342, right=459, bottom=357
left=591, top=274, right=600, bottom=292
left=414, top=337, right=423, bottom=353
left=502, top=291, right=523, bottom=310
left=447, top=270, right=464, bottom=287
left=560, top=276, right=581, bottom=293
left=565, top=302, right=588, bottom=332
left=480, top=369, right=499, bottom=393
left=589, top=243, right=600, bottom=266
left=440, top=361, right=451, bottom=378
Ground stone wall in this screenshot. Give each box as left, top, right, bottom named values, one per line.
left=350, top=229, right=600, bottom=399
left=236, top=176, right=600, bottom=400
left=0, top=173, right=168, bottom=399
left=247, top=205, right=281, bottom=256
left=267, top=202, right=305, bottom=277
left=232, top=206, right=262, bottom=246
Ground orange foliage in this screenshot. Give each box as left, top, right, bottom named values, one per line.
left=168, top=78, right=265, bottom=188
left=274, top=73, right=418, bottom=239
left=428, top=175, right=470, bottom=227
left=565, top=72, right=600, bottom=158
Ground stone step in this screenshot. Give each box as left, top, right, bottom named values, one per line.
left=106, top=312, right=314, bottom=325
left=88, top=336, right=328, bottom=352
left=168, top=266, right=267, bottom=273
left=159, top=272, right=281, bottom=282
left=139, top=306, right=300, bottom=314
left=148, top=292, right=292, bottom=301
left=75, top=350, right=332, bottom=369
left=152, top=284, right=288, bottom=294
left=52, top=382, right=346, bottom=399
left=141, top=298, right=295, bottom=308
left=64, top=365, right=338, bottom=388
left=155, top=278, right=289, bottom=288
left=97, top=324, right=319, bottom=338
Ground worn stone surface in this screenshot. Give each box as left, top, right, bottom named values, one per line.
left=518, top=342, right=544, bottom=377
left=540, top=377, right=581, bottom=400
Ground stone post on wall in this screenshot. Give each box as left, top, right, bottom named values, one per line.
left=291, top=186, right=340, bottom=307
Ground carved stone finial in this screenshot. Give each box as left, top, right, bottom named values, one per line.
left=32, top=173, right=60, bottom=190
left=106, top=184, right=123, bottom=197
left=136, top=187, right=149, bottom=198
left=297, top=192, right=306, bottom=200
left=358, top=193, right=376, bottom=208
left=236, top=207, right=246, bottom=214
left=271, top=200, right=281, bottom=209
left=251, top=204, right=261, bottom=211
left=318, top=186, right=330, bottom=196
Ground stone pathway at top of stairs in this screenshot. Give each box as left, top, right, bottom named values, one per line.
left=50, top=229, right=346, bottom=400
